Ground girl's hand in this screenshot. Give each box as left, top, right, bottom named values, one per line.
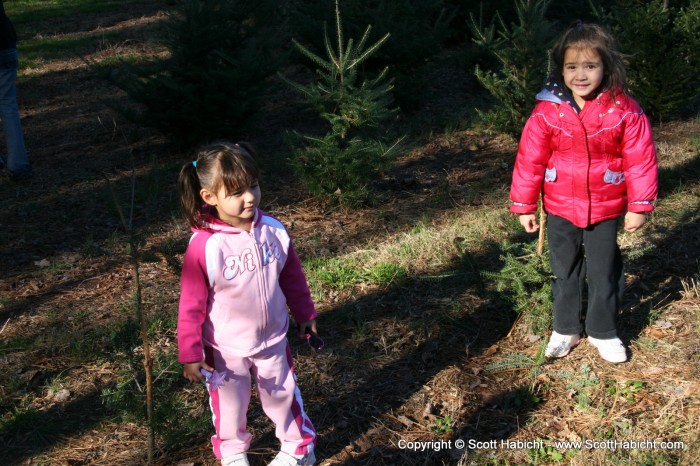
left=624, top=212, right=647, bottom=232
left=519, top=214, right=539, bottom=233
left=297, top=319, right=318, bottom=338
left=183, top=361, right=214, bottom=383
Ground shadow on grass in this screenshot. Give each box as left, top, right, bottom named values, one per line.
left=621, top=150, right=700, bottom=345
left=2, top=152, right=699, bottom=465
left=0, top=391, right=106, bottom=465
left=278, top=150, right=700, bottom=464
left=226, top=239, right=526, bottom=464
left=1, top=158, right=698, bottom=465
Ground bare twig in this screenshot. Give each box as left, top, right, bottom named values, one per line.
left=103, top=153, right=155, bottom=464
left=537, top=197, right=546, bottom=255
left=0, top=318, right=10, bottom=336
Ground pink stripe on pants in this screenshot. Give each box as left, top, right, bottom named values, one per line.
left=205, top=339, right=316, bottom=459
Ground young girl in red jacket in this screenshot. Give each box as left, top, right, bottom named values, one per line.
left=510, top=21, right=658, bottom=363
left=177, top=142, right=317, bottom=465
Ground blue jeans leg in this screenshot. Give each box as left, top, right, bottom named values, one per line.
left=0, top=48, right=30, bottom=174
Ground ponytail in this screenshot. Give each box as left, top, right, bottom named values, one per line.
left=178, top=161, right=204, bottom=228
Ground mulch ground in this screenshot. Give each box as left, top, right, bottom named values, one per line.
left=1, top=3, right=699, bottom=466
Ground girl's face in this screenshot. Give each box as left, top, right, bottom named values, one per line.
left=200, top=181, right=261, bottom=231
left=562, top=46, right=604, bottom=108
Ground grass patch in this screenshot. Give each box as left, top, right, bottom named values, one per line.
left=19, top=31, right=123, bottom=70
left=0, top=334, right=35, bottom=355
left=6, top=0, right=156, bottom=26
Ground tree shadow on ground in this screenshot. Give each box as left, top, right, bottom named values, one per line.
left=0, top=44, right=514, bottom=466
left=4, top=150, right=697, bottom=465
left=621, top=151, right=700, bottom=345
left=255, top=150, right=700, bottom=465
left=224, top=238, right=523, bottom=465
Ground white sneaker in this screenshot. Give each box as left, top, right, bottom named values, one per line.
left=268, top=450, right=316, bottom=466
left=588, top=336, right=627, bottom=363
left=222, top=452, right=250, bottom=466
left=544, top=331, right=581, bottom=358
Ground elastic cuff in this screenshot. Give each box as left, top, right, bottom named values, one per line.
left=585, top=329, right=619, bottom=339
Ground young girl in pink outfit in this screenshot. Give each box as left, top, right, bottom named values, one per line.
left=177, top=142, right=317, bottom=466
left=510, top=21, right=658, bottom=363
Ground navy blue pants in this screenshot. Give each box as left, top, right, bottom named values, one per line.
left=547, top=214, right=624, bottom=339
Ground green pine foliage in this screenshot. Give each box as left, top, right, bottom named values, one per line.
left=592, top=0, right=700, bottom=121
left=281, top=0, right=403, bottom=205
left=117, top=0, right=286, bottom=147
left=100, top=319, right=211, bottom=450
left=484, top=352, right=536, bottom=373
left=469, top=0, right=556, bottom=137
left=676, top=1, right=700, bottom=83
left=482, top=240, right=553, bottom=335
left=288, top=0, right=457, bottom=110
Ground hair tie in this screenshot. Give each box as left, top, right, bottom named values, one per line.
left=192, top=161, right=197, bottom=168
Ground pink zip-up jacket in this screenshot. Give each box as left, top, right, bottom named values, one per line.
left=510, top=88, right=658, bottom=228
left=177, top=209, right=317, bottom=363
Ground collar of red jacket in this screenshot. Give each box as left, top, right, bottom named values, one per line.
left=542, top=76, right=582, bottom=113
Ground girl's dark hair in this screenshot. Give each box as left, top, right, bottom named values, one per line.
left=550, top=21, right=627, bottom=96
left=178, top=141, right=260, bottom=228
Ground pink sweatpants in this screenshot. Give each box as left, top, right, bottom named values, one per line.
left=204, top=339, right=316, bottom=459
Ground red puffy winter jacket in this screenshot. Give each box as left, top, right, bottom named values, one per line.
left=510, top=89, right=658, bottom=228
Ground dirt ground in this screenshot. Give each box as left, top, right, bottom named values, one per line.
left=1, top=3, right=699, bottom=466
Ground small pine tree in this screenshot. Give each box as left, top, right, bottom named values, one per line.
left=592, top=0, right=700, bottom=121
left=675, top=2, right=700, bottom=113
left=117, top=0, right=285, bottom=147
left=281, top=0, right=403, bottom=205
left=288, top=0, right=457, bottom=110
left=469, top=0, right=556, bottom=137
left=482, top=240, right=553, bottom=335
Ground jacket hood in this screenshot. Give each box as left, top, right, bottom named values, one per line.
left=536, top=88, right=563, bottom=104
left=537, top=78, right=623, bottom=113
left=538, top=75, right=582, bottom=112
left=194, top=208, right=260, bottom=234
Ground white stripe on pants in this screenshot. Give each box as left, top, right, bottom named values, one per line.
left=205, top=338, right=316, bottom=459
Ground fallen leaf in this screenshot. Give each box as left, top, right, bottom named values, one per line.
left=683, top=382, right=699, bottom=397
left=53, top=388, right=71, bottom=402
left=643, top=366, right=664, bottom=376
left=423, top=401, right=435, bottom=417
left=397, top=415, right=414, bottom=427
left=478, top=389, right=496, bottom=405
left=34, top=259, right=51, bottom=268
left=655, top=319, right=672, bottom=328
left=354, top=435, right=372, bottom=452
